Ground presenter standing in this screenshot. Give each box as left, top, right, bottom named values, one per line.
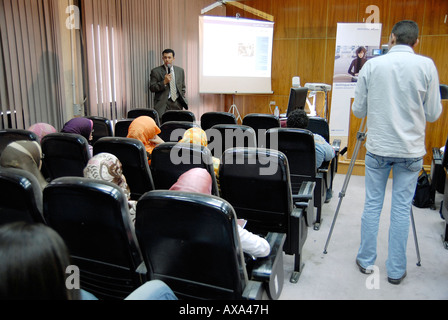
left=352, top=20, right=442, bottom=285
left=149, top=49, right=188, bottom=117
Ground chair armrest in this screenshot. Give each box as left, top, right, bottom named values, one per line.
left=293, top=180, right=315, bottom=202
left=433, top=147, right=443, bottom=165
left=242, top=280, right=265, bottom=300
left=250, top=232, right=287, bottom=300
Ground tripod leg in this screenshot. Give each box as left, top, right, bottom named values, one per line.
left=410, top=207, right=422, bottom=266
left=323, top=118, right=366, bottom=254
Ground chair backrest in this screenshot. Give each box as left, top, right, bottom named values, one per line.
left=114, top=119, right=134, bottom=137
left=93, top=137, right=155, bottom=200
left=43, top=177, right=145, bottom=300
left=159, top=121, right=200, bottom=142
left=135, top=190, right=248, bottom=300
left=41, top=133, right=90, bottom=181
left=200, top=112, right=237, bottom=131
left=161, top=110, right=196, bottom=124
left=265, top=128, right=316, bottom=193
left=242, top=113, right=280, bottom=142
left=127, top=109, right=160, bottom=126
left=0, top=167, right=45, bottom=225
left=0, top=129, right=39, bottom=155
left=208, top=124, right=257, bottom=158
left=150, top=142, right=220, bottom=196
left=219, top=147, right=293, bottom=235
left=307, top=116, right=330, bottom=143
left=86, top=116, right=114, bottom=144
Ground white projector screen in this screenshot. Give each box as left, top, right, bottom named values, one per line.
left=199, top=16, right=274, bottom=94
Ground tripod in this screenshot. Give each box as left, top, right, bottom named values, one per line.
left=323, top=117, right=422, bottom=267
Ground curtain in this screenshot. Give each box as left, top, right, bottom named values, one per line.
left=0, top=0, right=66, bottom=130
left=82, top=0, right=225, bottom=123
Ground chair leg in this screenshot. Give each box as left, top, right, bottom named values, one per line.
left=290, top=252, right=305, bottom=283
left=442, top=223, right=448, bottom=250
left=314, top=205, right=322, bottom=231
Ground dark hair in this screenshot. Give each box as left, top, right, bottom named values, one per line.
left=162, top=49, right=175, bottom=57
left=356, top=46, right=367, bottom=55
left=391, top=20, right=419, bottom=47
left=287, top=109, right=309, bottom=129
left=0, top=222, right=79, bottom=300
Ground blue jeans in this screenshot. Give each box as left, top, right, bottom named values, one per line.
left=356, top=152, right=422, bottom=279
left=124, top=280, right=178, bottom=300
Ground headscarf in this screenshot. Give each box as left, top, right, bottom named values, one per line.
left=0, top=140, right=47, bottom=190
left=28, top=123, right=57, bottom=142
left=169, top=168, right=212, bottom=195
left=83, top=153, right=136, bottom=224
left=127, top=116, right=161, bottom=165
left=179, top=127, right=220, bottom=176
left=61, top=118, right=93, bottom=141
left=179, top=127, right=208, bottom=146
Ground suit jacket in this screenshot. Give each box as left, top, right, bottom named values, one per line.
left=149, top=64, right=188, bottom=116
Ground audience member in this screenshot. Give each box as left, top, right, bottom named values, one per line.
left=28, top=123, right=57, bottom=142
left=178, top=127, right=220, bottom=176
left=127, top=116, right=164, bottom=166
left=0, top=221, right=177, bottom=300
left=0, top=140, right=47, bottom=190
left=61, top=117, right=94, bottom=158
left=286, top=109, right=335, bottom=168
left=83, top=153, right=137, bottom=224
left=169, top=168, right=271, bottom=258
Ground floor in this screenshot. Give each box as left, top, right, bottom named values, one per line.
left=278, top=173, right=448, bottom=300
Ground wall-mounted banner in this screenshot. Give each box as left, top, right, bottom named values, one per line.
left=329, top=23, right=382, bottom=137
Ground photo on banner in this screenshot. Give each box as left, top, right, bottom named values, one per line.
left=329, top=23, right=382, bottom=138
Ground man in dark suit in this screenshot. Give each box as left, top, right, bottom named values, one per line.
left=149, top=49, right=188, bottom=117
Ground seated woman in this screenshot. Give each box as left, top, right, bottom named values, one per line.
left=0, top=221, right=177, bottom=300
left=0, top=140, right=48, bottom=190
left=169, top=168, right=271, bottom=258
left=178, top=127, right=220, bottom=177
left=28, top=123, right=57, bottom=142
left=83, top=153, right=137, bottom=225
left=127, top=116, right=164, bottom=166
left=61, top=118, right=94, bottom=158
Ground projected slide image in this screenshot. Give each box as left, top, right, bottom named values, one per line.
left=199, top=16, right=274, bottom=94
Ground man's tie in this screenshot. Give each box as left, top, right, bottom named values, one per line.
left=170, top=67, right=177, bottom=101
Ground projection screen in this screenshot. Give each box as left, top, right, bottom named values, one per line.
left=199, top=16, right=274, bottom=94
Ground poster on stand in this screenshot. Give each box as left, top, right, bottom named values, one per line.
left=329, top=23, right=382, bottom=138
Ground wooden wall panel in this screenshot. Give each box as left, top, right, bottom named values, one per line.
left=419, top=35, right=448, bottom=84
left=422, top=0, right=448, bottom=35
left=297, top=0, right=328, bottom=38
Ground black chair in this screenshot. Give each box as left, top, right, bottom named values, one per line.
left=161, top=110, right=196, bottom=124
left=43, top=177, right=146, bottom=300
left=0, top=129, right=39, bottom=155
left=208, top=124, right=257, bottom=158
left=135, top=190, right=286, bottom=299
left=0, top=167, right=45, bottom=225
left=41, top=133, right=90, bottom=181
left=219, top=147, right=310, bottom=283
left=266, top=128, right=326, bottom=230
left=93, top=137, right=155, bottom=201
left=86, top=116, right=114, bottom=144
left=306, top=116, right=341, bottom=197
left=150, top=142, right=219, bottom=196
left=440, top=84, right=448, bottom=100
left=127, top=109, right=160, bottom=127
left=114, top=119, right=134, bottom=137
left=242, top=113, right=280, bottom=143
left=441, top=167, right=448, bottom=249
left=200, top=111, right=237, bottom=131
left=159, top=121, right=200, bottom=143
left=430, top=135, right=448, bottom=209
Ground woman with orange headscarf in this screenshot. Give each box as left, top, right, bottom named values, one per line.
left=127, top=116, right=164, bottom=165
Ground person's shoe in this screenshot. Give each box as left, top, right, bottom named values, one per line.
left=325, top=189, right=333, bottom=203
left=356, top=259, right=373, bottom=274
left=388, top=272, right=406, bottom=285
